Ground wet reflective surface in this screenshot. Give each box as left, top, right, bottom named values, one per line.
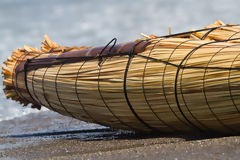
left=0, top=111, right=240, bottom=160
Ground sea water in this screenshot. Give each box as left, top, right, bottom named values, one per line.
left=0, top=0, right=239, bottom=121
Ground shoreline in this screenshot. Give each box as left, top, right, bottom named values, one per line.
left=0, top=111, right=240, bottom=160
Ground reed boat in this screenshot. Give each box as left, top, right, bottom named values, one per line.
left=2, top=21, right=240, bottom=134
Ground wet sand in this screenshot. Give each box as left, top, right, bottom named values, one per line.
left=0, top=111, right=240, bottom=160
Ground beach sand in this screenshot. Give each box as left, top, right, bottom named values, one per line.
left=0, top=111, right=240, bottom=160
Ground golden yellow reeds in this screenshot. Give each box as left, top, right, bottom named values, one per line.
left=2, top=21, right=240, bottom=134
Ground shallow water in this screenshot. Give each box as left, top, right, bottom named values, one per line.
left=0, top=0, right=239, bottom=121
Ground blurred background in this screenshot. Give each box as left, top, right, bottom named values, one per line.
left=0, top=0, right=239, bottom=121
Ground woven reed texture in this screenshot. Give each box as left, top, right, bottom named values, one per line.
left=2, top=21, right=240, bottom=133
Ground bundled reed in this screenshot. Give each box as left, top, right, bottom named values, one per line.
left=2, top=21, right=240, bottom=133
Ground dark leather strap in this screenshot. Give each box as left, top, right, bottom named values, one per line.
left=15, top=41, right=148, bottom=73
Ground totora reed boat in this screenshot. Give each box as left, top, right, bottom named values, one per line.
left=2, top=21, right=240, bottom=134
